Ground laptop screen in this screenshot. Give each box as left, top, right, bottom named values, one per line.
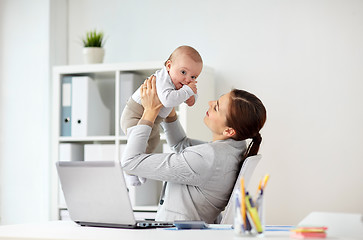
left=56, top=161, right=136, bottom=226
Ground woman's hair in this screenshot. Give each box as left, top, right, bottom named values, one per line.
left=164, top=45, right=203, bottom=66
left=226, top=89, right=267, bottom=164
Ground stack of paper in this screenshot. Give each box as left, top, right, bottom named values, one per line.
left=290, top=226, right=327, bottom=239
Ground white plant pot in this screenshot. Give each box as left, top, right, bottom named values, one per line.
left=83, top=47, right=105, bottom=64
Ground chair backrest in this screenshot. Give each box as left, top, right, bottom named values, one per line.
left=219, top=154, right=262, bottom=224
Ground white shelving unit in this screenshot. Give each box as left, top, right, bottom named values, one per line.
left=50, top=61, right=215, bottom=220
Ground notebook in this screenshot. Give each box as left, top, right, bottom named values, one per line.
left=56, top=161, right=174, bottom=228
left=298, top=211, right=363, bottom=239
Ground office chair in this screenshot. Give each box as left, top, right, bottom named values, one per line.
left=219, top=154, right=262, bottom=224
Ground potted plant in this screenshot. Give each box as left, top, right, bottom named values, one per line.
left=82, top=30, right=106, bottom=64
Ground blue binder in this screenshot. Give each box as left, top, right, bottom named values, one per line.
left=61, top=76, right=72, bottom=136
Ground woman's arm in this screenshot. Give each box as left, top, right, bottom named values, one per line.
left=121, top=125, right=214, bottom=186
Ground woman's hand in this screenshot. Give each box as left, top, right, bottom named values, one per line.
left=140, top=76, right=163, bottom=123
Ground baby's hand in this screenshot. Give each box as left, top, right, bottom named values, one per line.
left=185, top=95, right=196, bottom=106
left=187, top=81, right=197, bottom=94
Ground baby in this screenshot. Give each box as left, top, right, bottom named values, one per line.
left=121, top=45, right=203, bottom=186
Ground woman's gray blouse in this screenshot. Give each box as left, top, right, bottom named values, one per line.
left=121, top=119, right=246, bottom=224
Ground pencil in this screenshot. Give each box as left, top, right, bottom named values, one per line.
left=240, top=177, right=246, bottom=230
left=257, top=179, right=262, bottom=194
left=262, top=174, right=270, bottom=190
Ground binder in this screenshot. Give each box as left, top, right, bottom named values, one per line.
left=61, top=77, right=72, bottom=136
left=119, top=73, right=144, bottom=135
left=61, top=76, right=111, bottom=137
left=71, top=76, right=111, bottom=137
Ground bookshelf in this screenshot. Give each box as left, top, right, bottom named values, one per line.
left=50, top=61, right=215, bottom=220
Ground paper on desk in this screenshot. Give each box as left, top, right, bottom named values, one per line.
left=161, top=224, right=233, bottom=230
left=265, top=225, right=294, bottom=232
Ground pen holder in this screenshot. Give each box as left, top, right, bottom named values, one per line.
left=234, top=189, right=265, bottom=237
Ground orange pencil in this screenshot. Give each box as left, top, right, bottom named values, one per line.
left=240, top=177, right=247, bottom=230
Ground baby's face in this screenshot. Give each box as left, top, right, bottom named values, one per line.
left=166, top=55, right=203, bottom=90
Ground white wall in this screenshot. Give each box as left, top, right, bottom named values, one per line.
left=67, top=0, right=363, bottom=225
left=0, top=0, right=3, bottom=224
left=0, top=0, right=51, bottom=224
left=1, top=0, right=362, bottom=225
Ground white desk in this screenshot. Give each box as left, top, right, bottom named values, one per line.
left=0, top=221, right=356, bottom=240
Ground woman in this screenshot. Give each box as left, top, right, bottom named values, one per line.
left=121, top=76, right=266, bottom=224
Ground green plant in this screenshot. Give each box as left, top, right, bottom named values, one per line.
left=82, top=30, right=105, bottom=47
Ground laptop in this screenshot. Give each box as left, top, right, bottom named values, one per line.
left=56, top=161, right=174, bottom=228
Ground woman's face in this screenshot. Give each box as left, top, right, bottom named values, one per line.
left=204, top=92, right=231, bottom=140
